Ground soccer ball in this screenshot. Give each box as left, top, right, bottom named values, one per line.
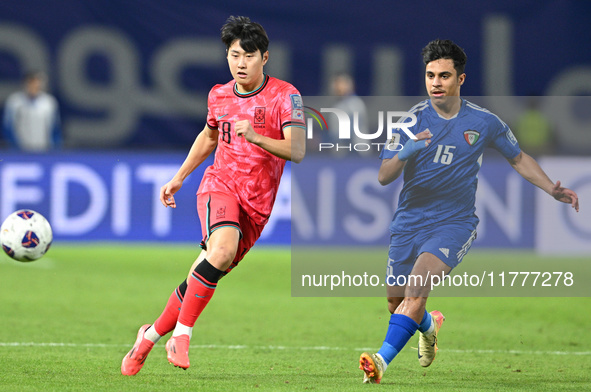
left=0, top=209, right=53, bottom=262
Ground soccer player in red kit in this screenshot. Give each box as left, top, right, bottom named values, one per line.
left=121, top=16, right=306, bottom=375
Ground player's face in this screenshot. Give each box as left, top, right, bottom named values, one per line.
left=227, top=40, right=269, bottom=93
left=425, top=59, right=465, bottom=99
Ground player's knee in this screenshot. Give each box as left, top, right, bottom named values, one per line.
left=207, top=244, right=237, bottom=269
left=404, top=296, right=422, bottom=306
left=404, top=281, right=432, bottom=298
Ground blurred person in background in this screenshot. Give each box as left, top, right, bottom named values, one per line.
left=327, top=72, right=369, bottom=156
left=513, top=95, right=555, bottom=156
left=2, top=71, right=61, bottom=151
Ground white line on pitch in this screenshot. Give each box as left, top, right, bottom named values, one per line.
left=0, top=342, right=590, bottom=356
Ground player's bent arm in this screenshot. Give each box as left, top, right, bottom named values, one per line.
left=378, top=129, right=431, bottom=185
left=237, top=120, right=306, bottom=163
left=378, top=157, right=406, bottom=185
left=278, top=126, right=306, bottom=163
left=173, top=125, right=219, bottom=182
left=508, top=150, right=579, bottom=211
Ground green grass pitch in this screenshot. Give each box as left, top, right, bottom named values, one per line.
left=1, top=245, right=590, bottom=391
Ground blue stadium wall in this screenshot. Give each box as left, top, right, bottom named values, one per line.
left=1, top=1, right=591, bottom=149
left=1, top=153, right=589, bottom=255
left=1, top=1, right=590, bottom=253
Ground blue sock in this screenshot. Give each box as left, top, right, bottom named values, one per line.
left=417, top=310, right=432, bottom=333
left=377, top=314, right=419, bottom=364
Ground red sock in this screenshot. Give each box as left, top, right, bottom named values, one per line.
left=153, top=281, right=186, bottom=336
left=178, top=260, right=221, bottom=327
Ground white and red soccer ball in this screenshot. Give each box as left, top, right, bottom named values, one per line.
left=0, top=209, right=53, bottom=262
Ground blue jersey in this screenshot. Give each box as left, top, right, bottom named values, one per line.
left=380, top=98, right=521, bottom=234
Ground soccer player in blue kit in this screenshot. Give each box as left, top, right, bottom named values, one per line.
left=359, top=39, right=580, bottom=384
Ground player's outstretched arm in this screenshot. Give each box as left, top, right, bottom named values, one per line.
left=235, top=120, right=306, bottom=163
left=160, top=125, right=219, bottom=208
left=508, top=151, right=579, bottom=212
left=550, top=180, right=580, bottom=211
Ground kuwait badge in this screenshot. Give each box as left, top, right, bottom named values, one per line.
left=464, top=130, right=480, bottom=146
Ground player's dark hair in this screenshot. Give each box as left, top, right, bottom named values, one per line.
left=422, top=39, right=467, bottom=75
left=221, top=16, right=269, bottom=55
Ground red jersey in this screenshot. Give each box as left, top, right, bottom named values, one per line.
left=197, top=74, right=305, bottom=225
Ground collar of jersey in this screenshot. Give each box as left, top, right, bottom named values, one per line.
left=430, top=97, right=465, bottom=120
left=234, top=74, right=269, bottom=98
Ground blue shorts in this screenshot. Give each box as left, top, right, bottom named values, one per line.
left=386, top=223, right=477, bottom=279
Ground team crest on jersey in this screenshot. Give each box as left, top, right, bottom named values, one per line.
left=464, top=130, right=480, bottom=146
left=254, top=107, right=266, bottom=124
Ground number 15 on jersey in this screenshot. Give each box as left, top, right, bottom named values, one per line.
left=433, top=145, right=456, bottom=165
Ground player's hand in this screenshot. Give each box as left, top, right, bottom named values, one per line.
left=551, top=180, right=579, bottom=212
left=235, top=120, right=261, bottom=144
left=160, top=178, right=183, bottom=208
left=397, top=129, right=433, bottom=161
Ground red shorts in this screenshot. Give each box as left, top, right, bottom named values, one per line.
left=197, top=192, right=265, bottom=275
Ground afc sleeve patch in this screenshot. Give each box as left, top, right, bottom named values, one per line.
left=505, top=128, right=518, bottom=146
left=290, top=94, right=303, bottom=110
